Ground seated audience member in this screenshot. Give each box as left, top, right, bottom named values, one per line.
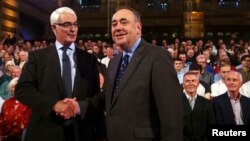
left=186, top=48, right=196, bottom=65
left=196, top=54, right=214, bottom=86
left=12, top=52, right=21, bottom=66
left=0, top=61, right=14, bottom=87
left=202, top=44, right=216, bottom=67
left=212, top=71, right=250, bottom=125
left=211, top=63, right=231, bottom=98
left=189, top=63, right=211, bottom=99
left=18, top=51, right=28, bottom=69
left=179, top=52, right=190, bottom=73
left=182, top=72, right=215, bottom=141
left=214, top=49, right=236, bottom=75
left=0, top=78, right=31, bottom=141
left=174, top=58, right=185, bottom=84
left=236, top=54, right=250, bottom=84
left=240, top=80, right=250, bottom=98
left=0, top=66, right=22, bottom=100
left=101, top=46, right=114, bottom=68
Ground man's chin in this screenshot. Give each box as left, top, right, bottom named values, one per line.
left=115, top=39, right=126, bottom=46
left=66, top=39, right=76, bottom=44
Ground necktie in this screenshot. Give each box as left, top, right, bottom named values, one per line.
left=62, top=47, right=72, bottom=97
left=189, top=98, right=195, bottom=110
left=113, top=54, right=129, bottom=97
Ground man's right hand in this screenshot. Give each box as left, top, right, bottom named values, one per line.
left=53, top=100, right=76, bottom=119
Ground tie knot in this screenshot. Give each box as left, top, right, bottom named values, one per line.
left=188, top=96, right=196, bottom=101
left=61, top=46, right=69, bottom=52
left=123, top=54, right=129, bottom=61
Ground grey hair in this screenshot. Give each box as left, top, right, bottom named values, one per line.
left=226, top=71, right=243, bottom=82
left=8, top=77, right=19, bottom=96
left=19, top=51, right=29, bottom=58
left=50, top=7, right=77, bottom=25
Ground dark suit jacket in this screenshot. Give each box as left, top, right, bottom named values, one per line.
left=105, top=39, right=183, bottom=141
left=183, top=94, right=215, bottom=141
left=212, top=92, right=250, bottom=125
left=15, top=46, right=100, bottom=141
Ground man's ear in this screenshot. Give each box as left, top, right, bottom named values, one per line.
left=51, top=25, right=56, bottom=30
left=136, top=22, right=142, bottom=35
left=51, top=25, right=57, bottom=35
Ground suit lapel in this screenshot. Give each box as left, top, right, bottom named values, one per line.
left=72, top=48, right=84, bottom=98
left=107, top=53, right=122, bottom=107
left=72, top=66, right=80, bottom=97
left=182, top=94, right=192, bottom=112
left=192, top=96, right=202, bottom=112
left=111, top=41, right=145, bottom=106
left=49, top=46, right=65, bottom=97
left=110, top=53, right=123, bottom=91
left=222, top=93, right=235, bottom=121
left=240, top=96, right=248, bottom=124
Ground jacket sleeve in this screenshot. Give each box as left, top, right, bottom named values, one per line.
left=15, top=51, right=58, bottom=117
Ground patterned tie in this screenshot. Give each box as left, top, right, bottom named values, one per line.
left=62, top=47, right=72, bottom=97
left=113, top=54, right=129, bottom=97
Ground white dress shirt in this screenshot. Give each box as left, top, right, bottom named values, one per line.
left=240, top=80, right=250, bottom=98
left=211, top=80, right=228, bottom=97
left=101, top=56, right=111, bottom=68
left=55, top=41, right=76, bottom=90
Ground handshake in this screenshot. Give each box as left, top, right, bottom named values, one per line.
left=53, top=98, right=79, bottom=119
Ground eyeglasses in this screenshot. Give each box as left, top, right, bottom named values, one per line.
left=243, top=59, right=250, bottom=62
left=55, top=22, right=79, bottom=29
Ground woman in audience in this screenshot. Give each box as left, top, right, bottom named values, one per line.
left=0, top=78, right=31, bottom=141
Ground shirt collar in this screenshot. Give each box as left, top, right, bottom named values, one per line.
left=55, top=40, right=75, bottom=52
left=228, top=92, right=241, bottom=101
left=184, top=90, right=198, bottom=100
left=122, top=38, right=141, bottom=60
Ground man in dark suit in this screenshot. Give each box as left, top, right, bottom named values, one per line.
left=182, top=71, right=215, bottom=141
left=15, top=7, right=102, bottom=141
left=212, top=71, right=250, bottom=125
left=105, top=7, right=183, bottom=141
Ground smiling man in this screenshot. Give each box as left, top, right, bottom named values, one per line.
left=105, top=7, right=183, bottom=141
left=15, top=7, right=101, bottom=141
left=182, top=71, right=215, bottom=141
left=212, top=71, right=250, bottom=125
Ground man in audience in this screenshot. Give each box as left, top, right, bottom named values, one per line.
left=189, top=63, right=211, bottom=99
left=19, top=51, right=28, bottom=69
left=212, top=71, right=250, bottom=125
left=186, top=48, right=196, bottom=65
left=237, top=54, right=250, bottom=84
left=211, top=63, right=231, bottom=98
left=179, top=52, right=190, bottom=73
left=202, top=44, right=216, bottom=67
left=174, top=58, right=185, bottom=84
left=182, top=71, right=215, bottom=141
left=101, top=46, right=114, bottom=68
left=196, top=54, right=214, bottom=86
